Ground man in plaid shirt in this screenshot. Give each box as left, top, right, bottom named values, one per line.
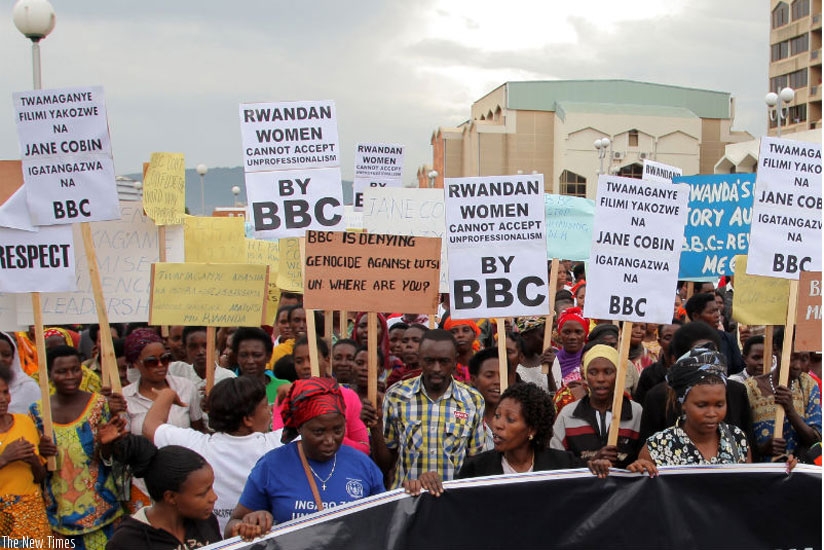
left=372, top=329, right=485, bottom=489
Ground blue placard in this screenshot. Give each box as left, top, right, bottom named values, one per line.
left=544, top=194, right=594, bottom=261
left=673, top=174, right=755, bottom=279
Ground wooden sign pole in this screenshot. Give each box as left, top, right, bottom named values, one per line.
left=367, top=312, right=378, bottom=406
left=496, top=318, right=509, bottom=392
left=607, top=321, right=633, bottom=446
left=31, top=294, right=56, bottom=471
left=542, top=259, right=560, bottom=384
left=324, top=310, right=334, bottom=342
left=306, top=310, right=320, bottom=378
left=205, top=326, right=216, bottom=395
left=763, top=326, right=775, bottom=375
left=80, top=222, right=121, bottom=393
left=774, top=280, right=800, bottom=439
left=339, top=310, right=348, bottom=338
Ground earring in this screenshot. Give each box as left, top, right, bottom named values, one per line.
left=528, top=434, right=534, bottom=440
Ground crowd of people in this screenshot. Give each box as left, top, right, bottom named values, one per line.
left=0, top=263, right=820, bottom=548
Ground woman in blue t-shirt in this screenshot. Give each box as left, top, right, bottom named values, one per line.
left=225, top=377, right=385, bottom=541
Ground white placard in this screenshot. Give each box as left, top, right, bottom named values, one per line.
left=14, top=86, right=119, bottom=225
left=362, top=187, right=448, bottom=293
left=244, top=167, right=345, bottom=239
left=0, top=225, right=77, bottom=293
left=642, top=159, right=683, bottom=184
left=239, top=100, right=339, bottom=172
left=0, top=294, right=26, bottom=331
left=352, top=143, right=404, bottom=210
left=444, top=175, right=548, bottom=319
left=15, top=202, right=159, bottom=324
left=585, top=175, right=689, bottom=324
left=746, top=137, right=822, bottom=279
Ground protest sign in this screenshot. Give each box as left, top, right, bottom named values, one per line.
left=445, top=175, right=548, bottom=319
left=352, top=143, right=404, bottom=210
left=642, top=159, right=683, bottom=184
left=673, top=174, right=755, bottom=279
left=794, top=271, right=822, bottom=352
left=245, top=167, right=345, bottom=239
left=0, top=225, right=76, bottom=293
left=239, top=100, right=339, bottom=172
left=362, top=187, right=448, bottom=292
left=0, top=160, right=35, bottom=231
left=245, top=238, right=281, bottom=324
left=13, top=86, right=119, bottom=225
left=0, top=294, right=26, bottom=331
left=303, top=230, right=440, bottom=313
left=143, top=153, right=186, bottom=226
left=343, top=206, right=364, bottom=230
left=277, top=237, right=303, bottom=292
left=747, top=137, right=822, bottom=279
left=183, top=215, right=247, bottom=263
left=584, top=175, right=689, bottom=324
left=732, top=254, right=791, bottom=325
left=544, top=194, right=594, bottom=262
left=14, top=202, right=159, bottom=324
left=149, top=263, right=268, bottom=326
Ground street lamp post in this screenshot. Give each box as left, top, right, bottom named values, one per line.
left=231, top=185, right=241, bottom=207
left=12, top=0, right=56, bottom=90
left=594, top=137, right=611, bottom=175
left=196, top=164, right=208, bottom=215
left=765, top=87, right=795, bottom=137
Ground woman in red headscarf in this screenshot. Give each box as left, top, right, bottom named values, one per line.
left=226, top=378, right=385, bottom=540
left=443, top=315, right=479, bottom=382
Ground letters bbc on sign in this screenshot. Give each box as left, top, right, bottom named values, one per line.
left=746, top=137, right=822, bottom=280
left=13, top=86, right=120, bottom=225
left=585, top=175, right=689, bottom=325
left=444, top=175, right=548, bottom=319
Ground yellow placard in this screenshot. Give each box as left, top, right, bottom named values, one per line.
left=143, top=152, right=185, bottom=226
left=246, top=238, right=281, bottom=324
left=277, top=237, right=303, bottom=292
left=733, top=255, right=791, bottom=325
left=149, top=263, right=268, bottom=326
left=184, top=215, right=247, bottom=263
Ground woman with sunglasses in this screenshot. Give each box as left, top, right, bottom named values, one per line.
left=123, top=329, right=205, bottom=437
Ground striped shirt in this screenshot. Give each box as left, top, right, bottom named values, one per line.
left=383, top=376, right=485, bottom=489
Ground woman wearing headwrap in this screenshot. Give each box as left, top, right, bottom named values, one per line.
left=0, top=332, right=40, bottom=413
left=226, top=377, right=384, bottom=541
left=34, top=327, right=102, bottom=394
left=598, top=348, right=757, bottom=478
left=442, top=315, right=478, bottom=382
left=551, top=344, right=642, bottom=469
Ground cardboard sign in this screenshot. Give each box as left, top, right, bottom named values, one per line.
left=183, top=215, right=247, bottom=263
left=795, top=271, right=822, bottom=352
left=585, top=175, right=689, bottom=324
left=0, top=160, right=35, bottom=231
left=14, top=202, right=159, bottom=324
left=445, top=175, right=548, bottom=319
left=245, top=238, right=281, bottom=324
left=362, top=187, right=448, bottom=292
left=544, top=194, right=595, bottom=262
left=143, top=152, right=186, bottom=226
left=239, top=100, right=339, bottom=172
left=244, top=167, right=345, bottom=238
left=0, top=225, right=76, bottom=293
left=642, top=159, right=683, bottom=184
left=13, top=86, right=119, bottom=225
left=747, top=137, right=822, bottom=279
left=303, top=231, right=440, bottom=313
left=149, top=263, right=268, bottom=326
left=277, top=237, right=303, bottom=292
left=352, top=143, right=404, bottom=210
left=674, top=174, right=755, bottom=279
left=732, top=255, right=791, bottom=325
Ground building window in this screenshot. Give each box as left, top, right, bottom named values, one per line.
left=770, top=74, right=789, bottom=92
left=789, top=68, right=808, bottom=88
left=788, top=104, right=807, bottom=123
left=790, top=33, right=809, bottom=56
left=617, top=163, right=644, bottom=179
left=628, top=129, right=639, bottom=147
left=772, top=40, right=790, bottom=61
left=772, top=2, right=790, bottom=27
left=560, top=170, right=586, bottom=197
left=792, top=0, right=810, bottom=20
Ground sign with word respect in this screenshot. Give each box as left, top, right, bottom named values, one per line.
left=352, top=143, right=404, bottom=210
left=585, top=175, right=689, bottom=324
left=0, top=224, right=76, bottom=293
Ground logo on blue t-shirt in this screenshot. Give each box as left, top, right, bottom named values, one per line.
left=345, top=478, right=364, bottom=499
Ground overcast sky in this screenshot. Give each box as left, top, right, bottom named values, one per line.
left=0, top=0, right=768, bottom=184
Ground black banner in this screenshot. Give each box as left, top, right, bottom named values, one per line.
left=207, top=465, right=821, bottom=550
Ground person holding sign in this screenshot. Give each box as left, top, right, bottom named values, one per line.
left=744, top=328, right=821, bottom=463
left=226, top=378, right=384, bottom=541
left=31, top=346, right=126, bottom=549
left=599, top=349, right=752, bottom=478
left=551, top=344, right=642, bottom=469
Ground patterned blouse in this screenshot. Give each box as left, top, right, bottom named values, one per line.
left=646, top=423, right=749, bottom=466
